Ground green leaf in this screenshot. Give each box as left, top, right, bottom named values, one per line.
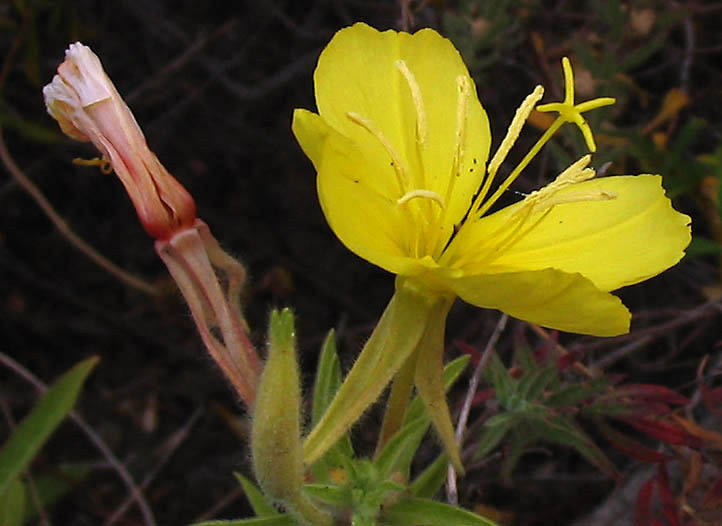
left=530, top=415, right=615, bottom=476
left=190, top=517, right=297, bottom=526
left=234, top=473, right=278, bottom=518
left=374, top=417, right=429, bottom=479
left=24, top=463, right=90, bottom=521
left=302, top=484, right=349, bottom=508
left=409, top=453, right=449, bottom=498
left=311, top=330, right=342, bottom=427
left=485, top=353, right=515, bottom=408
left=0, top=477, right=25, bottom=526
left=476, top=413, right=517, bottom=459
left=310, top=330, right=353, bottom=483
left=517, top=366, right=558, bottom=402
left=545, top=378, right=609, bottom=408
left=500, top=428, right=537, bottom=484
left=514, top=345, right=537, bottom=373
left=383, top=497, right=497, bottom=526
left=687, top=237, right=722, bottom=257
left=0, top=356, right=98, bottom=496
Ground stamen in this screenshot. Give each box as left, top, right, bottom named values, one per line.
left=536, top=190, right=617, bottom=209
left=453, top=75, right=470, bottom=176
left=519, top=155, right=617, bottom=213
left=395, top=59, right=427, bottom=147
left=443, top=75, right=470, bottom=206
left=397, top=189, right=445, bottom=208
left=346, top=111, right=409, bottom=190
left=469, top=85, right=545, bottom=218
left=487, top=86, right=545, bottom=179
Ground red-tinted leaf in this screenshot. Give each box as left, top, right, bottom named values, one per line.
left=702, top=385, right=722, bottom=415
left=636, top=475, right=655, bottom=526
left=471, top=388, right=495, bottom=407
left=656, top=464, right=680, bottom=526
left=597, top=420, right=671, bottom=464
left=702, top=475, right=722, bottom=508
left=625, top=402, right=675, bottom=419
left=612, top=438, right=670, bottom=463
left=556, top=350, right=584, bottom=371
left=623, top=418, right=703, bottom=447
left=616, top=384, right=689, bottom=406
left=454, top=340, right=482, bottom=366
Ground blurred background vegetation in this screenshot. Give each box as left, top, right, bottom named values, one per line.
left=1, top=1, right=721, bottom=524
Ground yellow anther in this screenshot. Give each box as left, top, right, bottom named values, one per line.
left=397, top=189, right=445, bottom=208
left=395, top=59, right=427, bottom=147
left=488, top=85, right=545, bottom=179
left=73, top=156, right=113, bottom=174
left=520, top=155, right=616, bottom=213
left=453, top=75, right=470, bottom=172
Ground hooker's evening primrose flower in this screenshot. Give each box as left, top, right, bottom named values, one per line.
left=293, top=24, right=691, bottom=470
left=44, top=43, right=261, bottom=406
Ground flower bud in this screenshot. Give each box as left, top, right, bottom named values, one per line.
left=251, top=308, right=304, bottom=503
left=43, top=43, right=196, bottom=240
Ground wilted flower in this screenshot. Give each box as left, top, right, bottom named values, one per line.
left=44, top=43, right=261, bottom=405
left=43, top=43, right=196, bottom=241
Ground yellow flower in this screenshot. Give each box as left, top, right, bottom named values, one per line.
left=292, top=23, right=690, bottom=471
left=293, top=23, right=690, bottom=336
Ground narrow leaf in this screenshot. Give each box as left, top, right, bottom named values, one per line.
left=191, top=516, right=297, bottom=526
left=234, top=473, right=278, bottom=518
left=409, top=453, right=448, bottom=498
left=302, top=484, right=349, bottom=507
left=374, top=417, right=429, bottom=479
left=476, top=413, right=517, bottom=459
left=0, top=356, right=99, bottom=496
left=517, top=366, right=557, bottom=402
left=383, top=497, right=497, bottom=526
left=0, top=477, right=25, bottom=526
left=310, top=330, right=354, bottom=483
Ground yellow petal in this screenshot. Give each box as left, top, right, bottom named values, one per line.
left=452, top=175, right=691, bottom=291
left=313, top=23, right=491, bottom=233
left=444, top=268, right=630, bottom=336
left=293, top=108, right=430, bottom=275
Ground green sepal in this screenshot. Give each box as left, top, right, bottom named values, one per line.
left=234, top=473, right=279, bottom=518
left=382, top=497, right=498, bottom=526
left=0, top=355, right=98, bottom=496
left=405, top=355, right=470, bottom=425
left=303, top=281, right=437, bottom=466
left=411, top=293, right=462, bottom=472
